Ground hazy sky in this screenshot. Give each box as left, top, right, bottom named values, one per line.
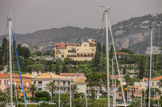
left=0, top=0, right=162, bottom=35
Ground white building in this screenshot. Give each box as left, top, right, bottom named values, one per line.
left=60, top=73, right=87, bottom=94
left=145, top=46, right=161, bottom=54
left=31, top=72, right=73, bottom=94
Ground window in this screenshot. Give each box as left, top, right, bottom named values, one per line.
left=0, top=80, right=1, bottom=85
left=38, top=88, right=42, bottom=91
left=152, top=82, right=154, bottom=86
left=63, top=81, right=66, bottom=86
left=34, top=81, right=36, bottom=84
left=38, top=81, right=42, bottom=86
left=4, top=80, right=8, bottom=85
left=61, top=55, right=64, bottom=57
left=84, top=44, right=87, bottom=47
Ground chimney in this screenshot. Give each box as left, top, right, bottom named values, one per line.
left=38, top=71, right=41, bottom=74
left=32, top=71, right=37, bottom=78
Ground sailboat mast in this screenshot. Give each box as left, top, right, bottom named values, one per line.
left=58, top=79, right=60, bottom=107
left=106, top=10, right=126, bottom=107
left=70, top=80, right=72, bottom=107
left=147, top=28, right=153, bottom=107
left=8, top=18, right=13, bottom=107
left=105, top=8, right=110, bottom=107
left=112, top=59, right=116, bottom=107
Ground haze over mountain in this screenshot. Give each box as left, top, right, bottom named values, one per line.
left=0, top=14, right=162, bottom=54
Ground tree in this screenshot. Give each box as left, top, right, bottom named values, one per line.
left=35, top=91, right=50, bottom=101
left=17, top=44, right=22, bottom=56
left=62, top=63, right=68, bottom=73
left=0, top=90, right=9, bottom=106
left=119, top=48, right=133, bottom=54
left=46, top=82, right=55, bottom=102
left=71, top=84, right=78, bottom=98
left=55, top=63, right=60, bottom=74
left=17, top=44, right=30, bottom=58
left=21, top=47, right=30, bottom=59
left=64, top=57, right=72, bottom=65
left=123, top=67, right=126, bottom=75
left=109, top=44, right=114, bottom=59
left=124, top=73, right=131, bottom=85
left=86, top=73, right=100, bottom=99
left=1, top=38, right=9, bottom=65
left=160, top=79, right=162, bottom=88
left=30, top=84, right=37, bottom=100
left=129, top=98, right=141, bottom=107
left=92, top=43, right=101, bottom=71
left=138, top=58, right=146, bottom=79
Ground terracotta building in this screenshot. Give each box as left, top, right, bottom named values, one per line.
left=54, top=38, right=96, bottom=61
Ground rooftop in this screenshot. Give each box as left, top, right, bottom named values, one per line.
left=143, top=76, right=162, bottom=81
left=74, top=77, right=86, bottom=83
left=0, top=73, right=8, bottom=78
left=34, top=73, right=72, bottom=80
left=116, top=52, right=128, bottom=55
left=1, top=73, right=30, bottom=79
left=60, top=73, right=85, bottom=76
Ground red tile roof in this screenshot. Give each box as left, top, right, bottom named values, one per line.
left=110, top=75, right=119, bottom=79
left=143, top=76, right=162, bottom=81
left=66, top=43, right=80, bottom=45
left=116, top=52, right=128, bottom=55
left=54, top=43, right=66, bottom=46
left=60, top=73, right=85, bottom=76
left=2, top=73, right=31, bottom=79
left=0, top=73, right=8, bottom=78
left=152, top=76, right=162, bottom=80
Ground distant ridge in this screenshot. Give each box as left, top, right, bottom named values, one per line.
left=0, top=14, right=161, bottom=54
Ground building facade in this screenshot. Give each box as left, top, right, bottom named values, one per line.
left=60, top=73, right=87, bottom=94
left=0, top=73, right=8, bottom=92
left=31, top=72, right=73, bottom=94
left=54, top=39, right=96, bottom=61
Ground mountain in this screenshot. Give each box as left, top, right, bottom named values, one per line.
left=0, top=14, right=162, bottom=54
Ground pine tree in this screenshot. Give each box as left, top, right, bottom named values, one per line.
left=138, top=58, right=146, bottom=79
left=109, top=44, right=114, bottom=59
left=62, top=63, right=68, bottom=73
left=55, top=63, right=60, bottom=74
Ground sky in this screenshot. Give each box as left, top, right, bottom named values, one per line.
left=0, top=0, right=162, bottom=35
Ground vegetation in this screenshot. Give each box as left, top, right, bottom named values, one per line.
left=0, top=36, right=162, bottom=106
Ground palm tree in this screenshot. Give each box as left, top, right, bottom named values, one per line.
left=30, top=84, right=37, bottom=100
left=46, top=82, right=55, bottom=102
left=67, top=84, right=78, bottom=98
left=71, top=48, right=76, bottom=64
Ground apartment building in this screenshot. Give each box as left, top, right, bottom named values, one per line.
left=60, top=73, right=87, bottom=94
left=0, top=73, right=8, bottom=92
left=141, top=76, right=162, bottom=91
left=54, top=38, right=96, bottom=61
left=5, top=73, right=32, bottom=97
left=0, top=73, right=32, bottom=97
left=31, top=72, right=73, bottom=94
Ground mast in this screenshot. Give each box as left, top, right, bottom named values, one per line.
left=8, top=18, right=13, bottom=107
left=105, top=8, right=110, bottom=107
left=112, top=59, right=116, bottom=107
left=107, top=10, right=127, bottom=107
left=58, top=79, right=60, bottom=107
left=85, top=83, right=88, bottom=107
left=140, top=83, right=142, bottom=107
left=146, top=28, right=153, bottom=107
left=70, top=80, right=72, bottom=107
